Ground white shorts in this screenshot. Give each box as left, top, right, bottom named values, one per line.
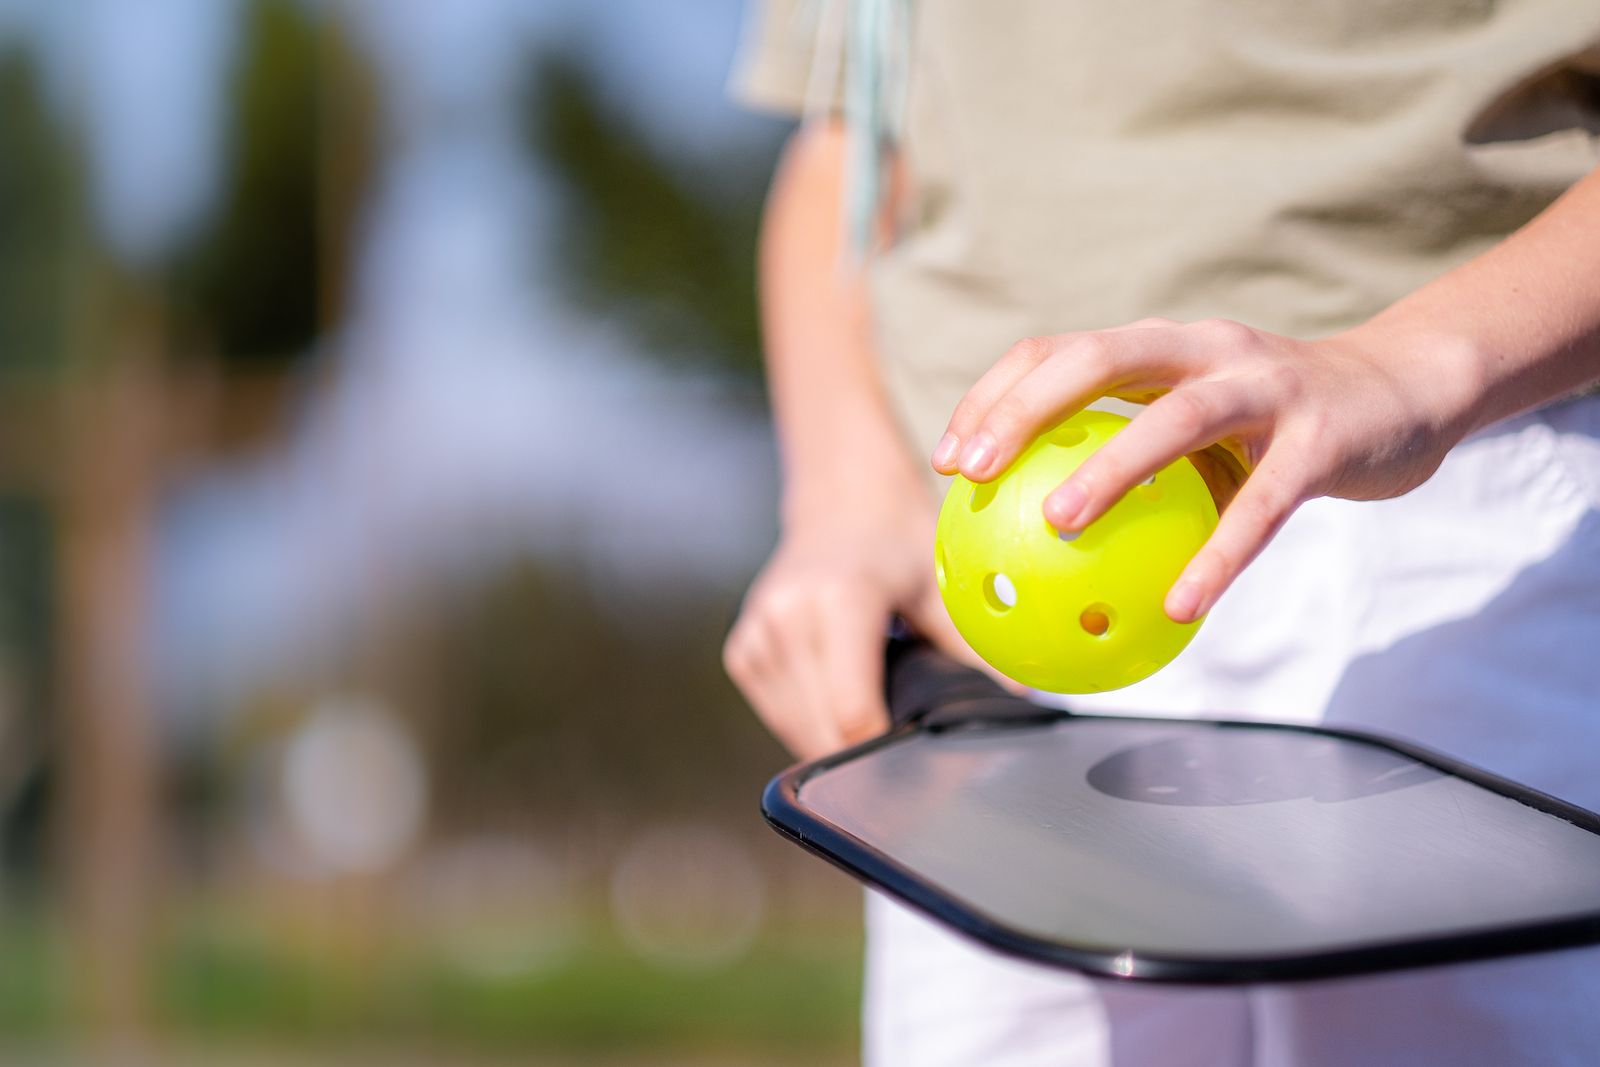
left=865, top=396, right=1600, bottom=1067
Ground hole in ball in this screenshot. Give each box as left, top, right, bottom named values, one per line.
left=1048, top=425, right=1088, bottom=448
left=970, top=482, right=998, bottom=512
left=1080, top=604, right=1114, bottom=637
left=934, top=543, right=948, bottom=589
left=1057, top=527, right=1080, bottom=542
left=984, top=572, right=1018, bottom=612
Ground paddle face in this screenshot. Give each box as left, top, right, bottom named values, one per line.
left=767, top=713, right=1600, bottom=984
left=935, top=411, right=1218, bottom=694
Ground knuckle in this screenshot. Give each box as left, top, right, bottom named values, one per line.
left=760, top=587, right=808, bottom=624
left=1162, top=388, right=1216, bottom=439
left=1076, top=441, right=1125, bottom=485
left=1070, top=335, right=1112, bottom=372
left=1200, top=539, right=1247, bottom=583
left=1260, top=360, right=1306, bottom=402
left=1195, top=317, right=1257, bottom=348
left=1130, top=316, right=1177, bottom=329
left=1005, top=336, right=1056, bottom=368
left=722, top=633, right=757, bottom=682
left=837, top=702, right=885, bottom=743
left=1237, top=483, right=1294, bottom=530
left=1290, top=400, right=1331, bottom=443
left=948, top=389, right=990, bottom=432
left=985, top=392, right=1038, bottom=438
left=1086, top=455, right=1128, bottom=498
left=720, top=640, right=744, bottom=679
left=1207, top=515, right=1261, bottom=573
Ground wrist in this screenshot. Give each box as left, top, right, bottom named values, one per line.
left=782, top=449, right=931, bottom=532
left=782, top=469, right=932, bottom=534
left=779, top=405, right=928, bottom=513
left=1338, top=314, right=1492, bottom=445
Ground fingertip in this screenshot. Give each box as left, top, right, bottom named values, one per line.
left=1043, top=481, right=1088, bottom=530
left=956, top=430, right=999, bottom=480
left=1164, top=577, right=1206, bottom=624
left=931, top=432, right=961, bottom=472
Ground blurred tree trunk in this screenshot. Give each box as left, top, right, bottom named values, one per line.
left=56, top=321, right=167, bottom=1056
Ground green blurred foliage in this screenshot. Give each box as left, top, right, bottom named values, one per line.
left=0, top=11, right=856, bottom=1061
left=158, top=921, right=857, bottom=1057
left=0, top=915, right=63, bottom=1036
left=424, top=562, right=775, bottom=829
left=0, top=914, right=858, bottom=1060
left=168, top=0, right=376, bottom=368
left=525, top=52, right=786, bottom=377
left=0, top=498, right=53, bottom=886
left=0, top=49, right=77, bottom=375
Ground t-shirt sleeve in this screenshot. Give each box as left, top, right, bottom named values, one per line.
left=728, top=0, right=845, bottom=117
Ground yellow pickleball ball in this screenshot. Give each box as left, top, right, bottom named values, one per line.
left=934, top=410, right=1218, bottom=693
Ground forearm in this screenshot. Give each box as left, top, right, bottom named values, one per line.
left=759, top=121, right=921, bottom=523
left=728, top=122, right=967, bottom=756
left=1352, top=166, right=1600, bottom=440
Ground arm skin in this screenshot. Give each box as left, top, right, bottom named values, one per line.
left=723, top=120, right=971, bottom=761
left=933, top=166, right=1600, bottom=624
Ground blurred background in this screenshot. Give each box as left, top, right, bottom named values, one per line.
left=0, top=1, right=863, bottom=1064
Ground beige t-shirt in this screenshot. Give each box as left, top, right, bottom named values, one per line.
left=734, top=0, right=1600, bottom=457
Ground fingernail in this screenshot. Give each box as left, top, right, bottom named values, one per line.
left=959, top=431, right=996, bottom=477
left=932, top=432, right=960, bottom=469
left=1045, top=482, right=1088, bottom=527
left=1166, top=580, right=1204, bottom=623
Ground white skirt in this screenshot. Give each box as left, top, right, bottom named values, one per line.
left=865, top=395, right=1600, bottom=1067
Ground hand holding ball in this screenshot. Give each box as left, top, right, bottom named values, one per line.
left=934, top=411, right=1218, bottom=693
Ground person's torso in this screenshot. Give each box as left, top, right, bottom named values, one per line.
left=873, top=0, right=1600, bottom=457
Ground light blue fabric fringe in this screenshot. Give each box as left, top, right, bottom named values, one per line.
left=844, top=0, right=909, bottom=256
